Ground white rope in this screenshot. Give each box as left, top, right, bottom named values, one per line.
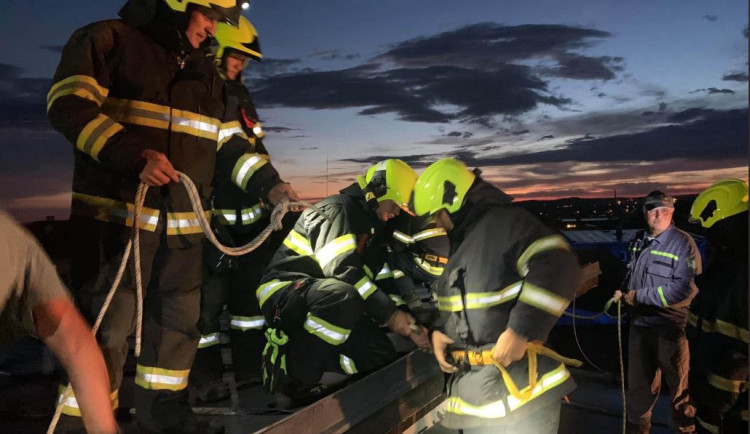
left=48, top=172, right=310, bottom=433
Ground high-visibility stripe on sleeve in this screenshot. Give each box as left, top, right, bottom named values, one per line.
left=363, top=265, right=374, bottom=279
left=198, top=333, right=220, bottom=348
left=256, top=279, right=293, bottom=308
left=375, top=263, right=393, bottom=280
left=354, top=276, right=378, bottom=299
left=657, top=286, right=669, bottom=307
left=518, top=282, right=570, bottom=317
left=135, top=365, right=189, bottom=391
left=392, top=269, right=405, bottom=279
left=340, top=355, right=358, bottom=375
left=413, top=227, right=446, bottom=242
left=58, top=386, right=118, bottom=417
left=437, top=282, right=522, bottom=312
left=47, top=74, right=109, bottom=111
left=232, top=153, right=268, bottom=190
left=303, top=313, right=350, bottom=345
left=392, top=230, right=413, bottom=244
left=212, top=209, right=237, bottom=226
left=230, top=315, right=265, bottom=331
left=217, top=120, right=247, bottom=150
left=516, top=235, right=571, bottom=277
left=240, top=203, right=264, bottom=225
left=650, top=250, right=679, bottom=261
left=389, top=294, right=406, bottom=306
left=75, top=113, right=124, bottom=161
left=283, top=230, right=313, bottom=256
left=708, top=372, right=748, bottom=394
left=165, top=211, right=210, bottom=235
left=315, top=234, right=356, bottom=268
left=71, top=192, right=159, bottom=231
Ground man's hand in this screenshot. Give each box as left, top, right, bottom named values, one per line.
left=386, top=310, right=431, bottom=352
left=431, top=330, right=458, bottom=373
left=268, top=182, right=304, bottom=211
left=492, top=327, right=528, bottom=367
left=139, top=150, right=179, bottom=186
left=614, top=289, right=637, bottom=306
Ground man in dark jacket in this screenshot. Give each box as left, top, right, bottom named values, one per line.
left=47, top=1, right=240, bottom=432
left=257, top=159, right=430, bottom=401
left=411, top=158, right=582, bottom=433
left=615, top=190, right=701, bottom=433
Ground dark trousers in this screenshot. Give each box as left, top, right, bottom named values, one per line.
left=460, top=400, right=562, bottom=434
left=627, top=324, right=696, bottom=433
left=67, top=218, right=202, bottom=432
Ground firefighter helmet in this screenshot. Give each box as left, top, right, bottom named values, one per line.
left=357, top=159, right=417, bottom=210
left=411, top=158, right=476, bottom=216
left=163, top=0, right=240, bottom=26
left=214, top=16, right=261, bottom=61
left=689, top=178, right=749, bottom=228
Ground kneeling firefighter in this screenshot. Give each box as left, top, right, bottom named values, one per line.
left=411, top=158, right=582, bottom=433
left=257, top=159, right=431, bottom=401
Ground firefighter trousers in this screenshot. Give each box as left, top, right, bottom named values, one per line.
left=66, top=218, right=202, bottom=432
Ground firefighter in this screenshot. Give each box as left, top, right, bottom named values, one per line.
left=46, top=1, right=245, bottom=432
left=410, top=158, right=581, bottom=433
left=257, top=159, right=431, bottom=402
left=190, top=16, right=300, bottom=402
left=687, top=179, right=748, bottom=434
left=615, top=190, right=701, bottom=434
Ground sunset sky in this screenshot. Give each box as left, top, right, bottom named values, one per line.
left=0, top=0, right=747, bottom=222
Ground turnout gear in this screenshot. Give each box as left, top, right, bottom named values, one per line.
left=689, top=178, right=748, bottom=229
left=412, top=160, right=582, bottom=430
left=213, top=16, right=261, bottom=62
left=411, top=157, right=476, bottom=216
left=357, top=158, right=417, bottom=210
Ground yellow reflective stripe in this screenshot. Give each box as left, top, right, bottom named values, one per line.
left=392, top=230, right=413, bottom=244
left=392, top=269, right=405, bottom=279
left=516, top=235, right=571, bottom=277
left=363, top=265, right=374, bottom=279
left=375, top=263, right=393, bottom=280
left=71, top=192, right=159, bottom=231
left=135, top=365, right=190, bottom=391
left=232, top=153, right=268, bottom=190
left=414, top=255, right=444, bottom=276
left=506, top=364, right=570, bottom=411
left=696, top=416, right=720, bottom=434
left=165, top=211, right=210, bottom=235
left=340, top=354, right=358, bottom=374
left=413, top=227, right=447, bottom=242
left=446, top=396, right=506, bottom=418
left=58, top=386, right=118, bottom=417
left=252, top=121, right=265, bottom=139
left=657, top=286, right=669, bottom=307
left=690, top=314, right=749, bottom=344
left=230, top=315, right=265, bottom=331
left=47, top=74, right=108, bottom=111
left=354, top=276, right=378, bottom=299
left=212, top=209, right=237, bottom=225
left=708, top=373, right=747, bottom=394
left=217, top=120, right=247, bottom=150
left=437, top=282, right=522, bottom=312
left=283, top=230, right=313, bottom=256
left=390, top=294, right=406, bottom=306
left=518, top=282, right=569, bottom=317
left=75, top=113, right=124, bottom=160
left=240, top=203, right=264, bottom=225
left=103, top=98, right=220, bottom=141
left=304, top=313, right=350, bottom=345
left=198, top=333, right=220, bottom=348
left=256, top=280, right=293, bottom=308
left=316, top=234, right=356, bottom=268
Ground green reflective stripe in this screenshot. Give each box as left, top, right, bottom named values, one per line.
left=376, top=263, right=393, bottom=280
left=212, top=209, right=237, bottom=225
left=340, top=355, right=358, bottom=374
left=232, top=153, right=268, bottom=190
left=198, top=333, right=220, bottom=348
left=240, top=203, right=264, bottom=225
left=354, top=276, right=378, bottom=299
left=135, top=365, right=189, bottom=391
left=218, top=120, right=247, bottom=150
left=516, top=235, right=571, bottom=277
left=437, top=282, right=522, bottom=312
left=518, top=282, right=570, bottom=317
left=413, top=227, right=446, bottom=242
left=392, top=269, right=405, bottom=279
left=316, top=234, right=357, bottom=268
left=446, top=396, right=506, bottom=418
left=390, top=294, right=406, bottom=306
left=230, top=315, right=265, bottom=331
left=392, top=230, right=413, bottom=244
left=257, top=280, right=293, bottom=308
left=657, top=286, right=669, bottom=307
left=696, top=417, right=720, bottom=434
left=363, top=265, right=374, bottom=279
left=283, top=230, right=313, bottom=256
left=708, top=373, right=748, bottom=394
left=47, top=74, right=109, bottom=111
left=75, top=113, right=124, bottom=161
left=414, top=256, right=444, bottom=277
left=303, top=313, right=350, bottom=345
left=650, top=250, right=679, bottom=261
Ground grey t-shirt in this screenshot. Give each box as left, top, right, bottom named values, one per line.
left=0, top=210, right=71, bottom=343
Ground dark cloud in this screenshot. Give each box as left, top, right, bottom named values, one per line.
left=512, top=129, right=529, bottom=136
left=299, top=147, right=319, bottom=150
left=641, top=111, right=654, bottom=116
left=447, top=131, right=462, bottom=137
left=702, top=15, right=718, bottom=22
left=540, top=55, right=623, bottom=80
left=40, top=45, right=64, bottom=53
left=539, top=135, right=554, bottom=140
left=263, top=126, right=297, bottom=133
left=744, top=26, right=748, bottom=38
left=689, top=87, right=735, bottom=95
left=0, top=63, right=53, bottom=129
left=722, top=72, right=748, bottom=82
left=565, top=133, right=595, bottom=144
left=666, top=107, right=717, bottom=123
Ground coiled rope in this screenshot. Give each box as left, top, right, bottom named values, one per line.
left=48, top=172, right=312, bottom=433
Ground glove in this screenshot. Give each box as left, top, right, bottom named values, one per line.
left=262, top=328, right=290, bottom=393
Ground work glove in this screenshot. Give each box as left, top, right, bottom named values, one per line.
left=262, top=328, right=290, bottom=393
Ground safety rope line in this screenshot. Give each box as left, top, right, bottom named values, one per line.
left=48, top=172, right=313, bottom=434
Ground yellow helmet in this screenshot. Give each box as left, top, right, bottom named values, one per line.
left=214, top=16, right=261, bottom=61
left=689, top=178, right=749, bottom=228
left=357, top=159, right=417, bottom=210
left=163, top=0, right=240, bottom=26
left=411, top=158, right=476, bottom=216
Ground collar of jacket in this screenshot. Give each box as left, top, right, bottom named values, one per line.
left=448, top=178, right=513, bottom=243
left=120, top=0, right=195, bottom=57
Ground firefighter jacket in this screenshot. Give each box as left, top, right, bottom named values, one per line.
left=257, top=184, right=400, bottom=325
left=47, top=17, right=225, bottom=248
left=433, top=180, right=582, bottom=428
left=212, top=78, right=282, bottom=243
left=625, top=224, right=701, bottom=328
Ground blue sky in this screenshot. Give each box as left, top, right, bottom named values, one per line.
left=0, top=0, right=747, bottom=221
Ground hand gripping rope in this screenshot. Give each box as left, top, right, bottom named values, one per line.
left=48, top=172, right=314, bottom=433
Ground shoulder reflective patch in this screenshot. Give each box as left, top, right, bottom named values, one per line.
left=47, top=74, right=109, bottom=111
left=517, top=235, right=571, bottom=277
left=316, top=234, right=356, bottom=268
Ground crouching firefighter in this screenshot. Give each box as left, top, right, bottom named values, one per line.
left=256, top=159, right=431, bottom=401
left=410, top=158, right=583, bottom=433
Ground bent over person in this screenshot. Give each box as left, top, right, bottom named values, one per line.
left=411, top=158, right=582, bottom=434
left=46, top=1, right=240, bottom=432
